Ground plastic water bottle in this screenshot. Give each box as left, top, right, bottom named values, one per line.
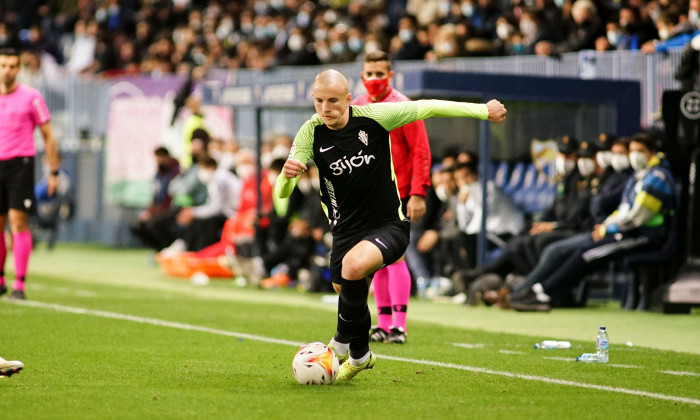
left=534, top=340, right=571, bottom=349
left=576, top=352, right=602, bottom=363
left=596, top=326, right=609, bottom=363
left=416, top=277, right=428, bottom=299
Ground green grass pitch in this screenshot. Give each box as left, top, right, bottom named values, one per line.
left=1, top=245, right=699, bottom=419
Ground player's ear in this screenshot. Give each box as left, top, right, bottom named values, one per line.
left=388, top=70, right=394, bottom=80
left=346, top=93, right=351, bottom=104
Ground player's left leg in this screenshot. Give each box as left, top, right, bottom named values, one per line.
left=8, top=209, right=31, bottom=300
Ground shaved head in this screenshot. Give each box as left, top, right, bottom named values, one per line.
left=312, top=69, right=352, bottom=130
left=314, top=70, right=348, bottom=94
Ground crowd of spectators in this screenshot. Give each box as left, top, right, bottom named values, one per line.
left=1, top=0, right=698, bottom=79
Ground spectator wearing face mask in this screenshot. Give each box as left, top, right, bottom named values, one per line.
left=454, top=161, right=525, bottom=269
left=590, top=135, right=634, bottom=222
left=277, top=26, right=320, bottom=67
left=453, top=134, right=596, bottom=294
left=162, top=156, right=242, bottom=254
left=641, top=9, right=700, bottom=54
left=511, top=133, right=678, bottom=311
left=536, top=0, right=604, bottom=56
left=486, top=136, right=635, bottom=308
left=393, top=15, right=430, bottom=60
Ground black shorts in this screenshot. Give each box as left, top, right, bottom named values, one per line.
left=0, top=156, right=36, bottom=214
left=329, top=219, right=410, bottom=285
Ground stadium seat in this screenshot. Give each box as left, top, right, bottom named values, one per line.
left=619, top=216, right=679, bottom=311
left=503, top=162, right=525, bottom=196
left=512, top=163, right=538, bottom=212
left=493, top=161, right=509, bottom=189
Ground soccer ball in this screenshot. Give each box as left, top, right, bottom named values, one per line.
left=292, top=342, right=339, bottom=385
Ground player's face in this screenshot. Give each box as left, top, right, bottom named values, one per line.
left=312, top=81, right=351, bottom=130
left=0, top=54, right=20, bottom=87
left=361, top=60, right=393, bottom=81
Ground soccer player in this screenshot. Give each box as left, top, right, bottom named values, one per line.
left=0, top=356, right=23, bottom=377
left=0, top=48, right=60, bottom=300
left=351, top=51, right=431, bottom=344
left=275, top=69, right=506, bottom=379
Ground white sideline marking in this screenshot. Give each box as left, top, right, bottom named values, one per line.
left=543, top=356, right=640, bottom=369
left=453, top=343, right=486, bottom=349
left=543, top=356, right=575, bottom=362
left=10, top=300, right=700, bottom=407
left=660, top=370, right=700, bottom=377
left=609, top=364, right=641, bottom=369
left=499, top=350, right=524, bottom=355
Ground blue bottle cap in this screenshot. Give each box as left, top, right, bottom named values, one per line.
left=600, top=326, right=606, bottom=330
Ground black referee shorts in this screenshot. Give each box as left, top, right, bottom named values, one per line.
left=0, top=156, right=36, bottom=214
left=329, top=219, right=410, bottom=285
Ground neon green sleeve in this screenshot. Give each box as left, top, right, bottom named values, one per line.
left=352, top=100, right=489, bottom=132
left=274, top=116, right=320, bottom=198
left=414, top=99, right=489, bottom=121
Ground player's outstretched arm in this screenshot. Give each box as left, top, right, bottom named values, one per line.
left=486, top=99, right=507, bottom=123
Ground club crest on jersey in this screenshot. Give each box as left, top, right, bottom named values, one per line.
left=358, top=130, right=368, bottom=146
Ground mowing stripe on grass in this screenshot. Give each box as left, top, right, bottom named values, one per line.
left=10, top=299, right=700, bottom=407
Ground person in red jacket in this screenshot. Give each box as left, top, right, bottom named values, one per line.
left=351, top=50, right=431, bottom=344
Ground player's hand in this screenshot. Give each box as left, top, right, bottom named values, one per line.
left=282, top=158, right=307, bottom=178
left=486, top=99, right=507, bottom=123
left=47, top=173, right=59, bottom=197
left=406, top=195, right=426, bottom=222
left=176, top=207, right=195, bottom=225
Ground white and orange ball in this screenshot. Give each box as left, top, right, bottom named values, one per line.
left=292, top=342, right=339, bottom=385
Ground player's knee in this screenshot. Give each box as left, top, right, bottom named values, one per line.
left=341, top=256, right=369, bottom=280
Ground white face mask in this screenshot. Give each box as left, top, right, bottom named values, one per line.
left=629, top=151, right=649, bottom=171
left=399, top=29, right=414, bottom=43
left=607, top=31, right=621, bottom=46
left=496, top=23, right=512, bottom=41
left=461, top=3, right=474, bottom=17
left=435, top=186, right=449, bottom=202
left=236, top=164, right=254, bottom=179
left=364, top=41, right=379, bottom=54
left=520, top=20, right=537, bottom=37
left=611, top=153, right=630, bottom=172
left=596, top=151, right=612, bottom=169
left=288, top=34, right=305, bottom=52
left=577, top=158, right=596, bottom=177
left=267, top=173, right=278, bottom=186
left=197, top=169, right=215, bottom=184
left=555, top=156, right=576, bottom=175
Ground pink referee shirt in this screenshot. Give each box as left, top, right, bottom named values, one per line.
left=0, top=84, right=51, bottom=160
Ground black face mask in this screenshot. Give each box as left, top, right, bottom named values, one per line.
left=158, top=164, right=169, bottom=172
